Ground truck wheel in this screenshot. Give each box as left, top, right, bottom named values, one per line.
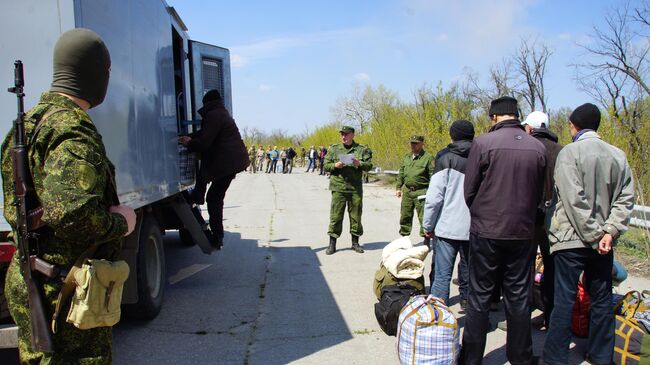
left=127, top=216, right=165, bottom=319
left=178, top=229, right=196, bottom=246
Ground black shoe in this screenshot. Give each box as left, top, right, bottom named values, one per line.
left=209, top=234, right=223, bottom=250
left=326, top=237, right=336, bottom=255
left=459, top=299, right=467, bottom=312
left=351, top=236, right=364, bottom=253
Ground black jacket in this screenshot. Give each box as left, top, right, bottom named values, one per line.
left=187, top=101, right=249, bottom=181
left=464, top=120, right=547, bottom=240
left=531, top=128, right=563, bottom=222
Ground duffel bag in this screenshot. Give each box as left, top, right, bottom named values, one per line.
left=373, top=263, right=425, bottom=300
left=397, top=295, right=459, bottom=365
left=572, top=280, right=590, bottom=338
left=375, top=283, right=421, bottom=336
left=614, top=314, right=650, bottom=365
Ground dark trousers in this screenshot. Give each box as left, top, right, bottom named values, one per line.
left=543, top=248, right=614, bottom=365
left=535, top=223, right=554, bottom=326
left=193, top=174, right=235, bottom=241
left=460, top=234, right=535, bottom=365
left=319, top=158, right=326, bottom=175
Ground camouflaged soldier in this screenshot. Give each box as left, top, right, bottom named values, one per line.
left=1, top=29, right=136, bottom=364
left=324, top=126, right=373, bottom=254
left=395, top=135, right=434, bottom=245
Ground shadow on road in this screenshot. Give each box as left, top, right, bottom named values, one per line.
left=114, top=230, right=352, bottom=365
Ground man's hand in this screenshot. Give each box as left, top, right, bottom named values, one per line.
left=424, top=231, right=434, bottom=239
left=334, top=161, right=344, bottom=169
left=110, top=205, right=137, bottom=236
left=396, top=190, right=402, bottom=198
left=597, top=233, right=613, bottom=255
left=352, top=158, right=361, bottom=168
left=178, top=136, right=191, bottom=146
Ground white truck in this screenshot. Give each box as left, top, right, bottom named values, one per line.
left=0, top=0, right=231, bottom=347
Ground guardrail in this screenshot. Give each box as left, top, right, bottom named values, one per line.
left=631, top=205, right=650, bottom=229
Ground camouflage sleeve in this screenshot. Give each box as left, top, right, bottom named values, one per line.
left=41, top=139, right=127, bottom=244
left=324, top=145, right=337, bottom=172
left=359, top=146, right=373, bottom=172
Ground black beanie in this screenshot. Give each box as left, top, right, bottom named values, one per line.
left=489, top=96, right=519, bottom=118
left=449, top=120, right=475, bottom=141
left=50, top=28, right=111, bottom=108
left=569, top=103, right=601, bottom=131
left=202, top=89, right=223, bottom=106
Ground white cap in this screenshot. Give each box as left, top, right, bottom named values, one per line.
left=522, top=111, right=549, bottom=129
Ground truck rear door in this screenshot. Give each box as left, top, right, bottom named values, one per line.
left=188, top=41, right=232, bottom=118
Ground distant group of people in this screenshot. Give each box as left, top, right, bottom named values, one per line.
left=305, top=145, right=329, bottom=175
left=389, top=96, right=634, bottom=365
left=247, top=145, right=297, bottom=174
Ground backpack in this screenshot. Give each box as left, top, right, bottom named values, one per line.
left=373, top=263, right=425, bottom=300
left=374, top=284, right=420, bottom=336
left=397, top=295, right=460, bottom=365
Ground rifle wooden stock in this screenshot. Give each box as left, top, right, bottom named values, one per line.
left=9, top=60, right=55, bottom=353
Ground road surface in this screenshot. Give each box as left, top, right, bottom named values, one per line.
left=103, top=170, right=647, bottom=364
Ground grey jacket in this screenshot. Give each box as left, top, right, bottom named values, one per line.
left=423, top=140, right=472, bottom=241
left=548, top=131, right=635, bottom=253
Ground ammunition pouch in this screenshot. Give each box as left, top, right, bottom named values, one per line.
left=65, top=259, right=129, bottom=330
left=52, top=244, right=129, bottom=332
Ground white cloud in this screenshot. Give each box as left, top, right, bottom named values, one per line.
left=231, top=54, right=249, bottom=68
left=230, top=27, right=376, bottom=67
left=354, top=72, right=371, bottom=82
left=258, top=84, right=273, bottom=92
left=402, top=0, right=538, bottom=56
left=436, top=33, right=449, bottom=42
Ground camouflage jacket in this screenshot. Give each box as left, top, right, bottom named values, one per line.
left=1, top=93, right=127, bottom=266
left=395, top=149, right=434, bottom=191
left=324, top=141, right=373, bottom=193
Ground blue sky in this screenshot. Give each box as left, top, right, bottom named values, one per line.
left=166, top=0, right=615, bottom=134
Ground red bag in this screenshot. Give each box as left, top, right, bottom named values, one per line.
left=571, top=281, right=590, bottom=337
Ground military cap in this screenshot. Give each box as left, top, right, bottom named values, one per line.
left=339, top=125, right=355, bottom=134
left=410, top=135, right=424, bottom=143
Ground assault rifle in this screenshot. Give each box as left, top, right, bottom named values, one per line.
left=8, top=60, right=55, bottom=352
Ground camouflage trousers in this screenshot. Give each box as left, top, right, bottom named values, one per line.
left=328, top=191, right=363, bottom=238
left=6, top=257, right=112, bottom=365
left=399, top=187, right=426, bottom=237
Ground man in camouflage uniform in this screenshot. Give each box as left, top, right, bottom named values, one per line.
left=1, top=29, right=136, bottom=364
left=248, top=145, right=257, bottom=173
left=395, top=135, right=434, bottom=245
left=324, top=126, right=373, bottom=255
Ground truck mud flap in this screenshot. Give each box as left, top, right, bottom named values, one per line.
left=170, top=197, right=213, bottom=254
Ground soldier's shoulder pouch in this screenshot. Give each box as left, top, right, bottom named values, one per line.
left=52, top=244, right=130, bottom=332
left=66, top=259, right=129, bottom=330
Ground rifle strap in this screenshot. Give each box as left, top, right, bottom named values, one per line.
left=51, top=243, right=100, bottom=333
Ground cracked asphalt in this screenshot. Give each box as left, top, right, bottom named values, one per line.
left=112, top=170, right=650, bottom=365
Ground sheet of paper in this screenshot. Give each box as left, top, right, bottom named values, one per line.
left=339, top=153, right=355, bottom=165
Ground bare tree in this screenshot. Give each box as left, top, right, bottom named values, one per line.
left=330, top=84, right=398, bottom=133
left=577, top=1, right=650, bottom=99
left=514, top=38, right=552, bottom=113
